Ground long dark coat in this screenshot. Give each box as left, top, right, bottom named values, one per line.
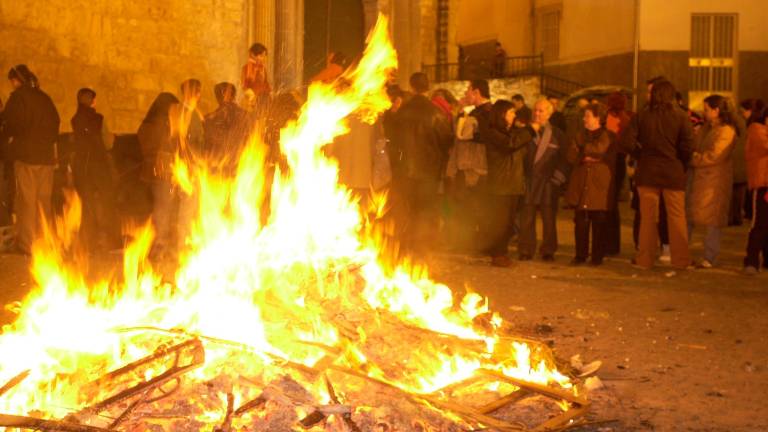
left=523, top=123, right=569, bottom=206
left=621, top=106, right=693, bottom=190
left=486, top=125, right=532, bottom=196
left=565, top=128, right=617, bottom=211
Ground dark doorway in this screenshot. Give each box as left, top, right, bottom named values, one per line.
left=303, top=0, right=365, bottom=83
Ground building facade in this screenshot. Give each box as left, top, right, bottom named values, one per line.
left=0, top=0, right=428, bottom=132
left=434, top=0, right=768, bottom=109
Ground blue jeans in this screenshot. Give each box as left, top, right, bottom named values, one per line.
left=702, top=226, right=722, bottom=263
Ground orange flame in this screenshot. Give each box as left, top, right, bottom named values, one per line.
left=0, top=15, right=574, bottom=424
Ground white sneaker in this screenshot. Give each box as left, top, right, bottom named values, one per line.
left=659, top=244, right=671, bottom=263
left=696, top=259, right=713, bottom=269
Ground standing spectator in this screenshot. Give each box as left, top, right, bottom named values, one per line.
left=493, top=42, right=507, bottom=78
left=511, top=94, right=532, bottom=126
left=566, top=103, right=617, bottom=266
left=431, top=88, right=458, bottom=125
left=2, top=65, right=59, bottom=254
left=70, top=88, right=118, bottom=251
left=392, top=72, right=453, bottom=257
left=204, top=82, right=250, bottom=174
left=743, top=107, right=768, bottom=274
left=621, top=80, right=692, bottom=270
left=0, top=96, right=13, bottom=228
left=311, top=52, right=348, bottom=84
left=241, top=43, right=271, bottom=115
left=547, top=94, right=567, bottom=134
left=444, top=79, right=492, bottom=252
left=738, top=98, right=765, bottom=221
left=727, top=103, right=749, bottom=226
left=629, top=77, right=671, bottom=258
left=382, top=84, right=406, bottom=183
left=687, top=95, right=737, bottom=268
left=485, top=100, right=531, bottom=266
left=138, top=92, right=180, bottom=259
left=518, top=99, right=569, bottom=261
left=604, top=92, right=632, bottom=255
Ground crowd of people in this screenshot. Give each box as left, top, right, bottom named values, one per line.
left=0, top=47, right=767, bottom=276
left=384, top=73, right=768, bottom=275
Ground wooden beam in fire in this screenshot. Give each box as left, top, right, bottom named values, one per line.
left=84, top=338, right=205, bottom=414
left=0, top=413, right=116, bottom=432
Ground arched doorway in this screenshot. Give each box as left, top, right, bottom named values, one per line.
left=303, top=0, right=365, bottom=83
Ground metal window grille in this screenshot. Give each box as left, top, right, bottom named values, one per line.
left=436, top=0, right=449, bottom=66
left=689, top=14, right=736, bottom=93
left=541, top=10, right=560, bottom=62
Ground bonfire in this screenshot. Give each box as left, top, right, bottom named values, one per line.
left=0, top=15, right=588, bottom=432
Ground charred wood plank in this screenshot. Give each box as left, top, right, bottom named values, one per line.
left=0, top=413, right=114, bottom=432
left=233, top=395, right=267, bottom=416
left=324, top=373, right=361, bottom=432
left=89, top=338, right=202, bottom=388
left=0, top=370, right=30, bottom=397
left=88, top=339, right=205, bottom=412
left=298, top=410, right=326, bottom=428
left=107, top=389, right=150, bottom=429
left=214, top=392, right=235, bottom=432
left=477, top=369, right=589, bottom=407
left=477, top=389, right=531, bottom=414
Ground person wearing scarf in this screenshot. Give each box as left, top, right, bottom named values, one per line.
left=518, top=99, right=569, bottom=261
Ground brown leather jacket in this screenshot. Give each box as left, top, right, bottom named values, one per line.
left=621, top=106, right=693, bottom=190
left=565, top=128, right=617, bottom=211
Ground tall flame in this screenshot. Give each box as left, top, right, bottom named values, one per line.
left=0, top=15, right=572, bottom=425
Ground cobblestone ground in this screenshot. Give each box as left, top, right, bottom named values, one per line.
left=0, top=203, right=766, bottom=431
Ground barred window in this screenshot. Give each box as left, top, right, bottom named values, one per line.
left=540, top=10, right=560, bottom=62
left=689, top=14, right=736, bottom=94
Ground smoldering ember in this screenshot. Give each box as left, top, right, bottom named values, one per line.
left=0, top=1, right=767, bottom=432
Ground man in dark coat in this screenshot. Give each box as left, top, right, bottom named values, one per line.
left=456, top=79, right=493, bottom=252
left=392, top=72, right=453, bottom=257
left=511, top=94, right=532, bottom=128
left=70, top=88, right=117, bottom=251
left=518, top=99, right=569, bottom=261
left=621, top=80, right=693, bottom=269
left=204, top=82, right=250, bottom=174
left=548, top=94, right=568, bottom=134
left=2, top=65, right=59, bottom=254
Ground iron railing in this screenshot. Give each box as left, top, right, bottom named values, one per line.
left=423, top=54, right=544, bottom=83
left=539, top=73, right=587, bottom=98
left=423, top=54, right=588, bottom=99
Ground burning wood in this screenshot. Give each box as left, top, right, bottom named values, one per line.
left=0, top=14, right=592, bottom=432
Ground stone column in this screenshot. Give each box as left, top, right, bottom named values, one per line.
left=390, top=0, right=422, bottom=87
left=362, top=0, right=381, bottom=35
left=249, top=0, right=276, bottom=83
left=274, top=0, right=304, bottom=90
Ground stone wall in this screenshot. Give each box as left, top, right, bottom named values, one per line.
left=432, top=76, right=542, bottom=105
left=0, top=0, right=248, bottom=133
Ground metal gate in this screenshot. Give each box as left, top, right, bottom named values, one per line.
left=689, top=14, right=737, bottom=109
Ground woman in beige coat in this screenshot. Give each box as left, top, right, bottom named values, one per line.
left=688, top=95, right=737, bottom=268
